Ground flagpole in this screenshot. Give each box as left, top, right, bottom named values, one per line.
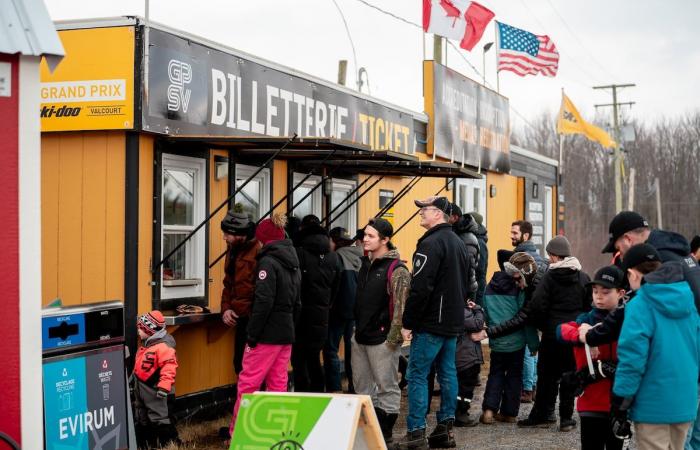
left=494, top=22, right=500, bottom=93
left=558, top=88, right=565, bottom=186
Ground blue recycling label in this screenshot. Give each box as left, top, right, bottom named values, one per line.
left=42, top=313, right=86, bottom=351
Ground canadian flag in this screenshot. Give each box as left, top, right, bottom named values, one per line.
left=423, top=0, right=495, bottom=51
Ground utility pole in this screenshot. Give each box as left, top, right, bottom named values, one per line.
left=655, top=177, right=663, bottom=230
left=594, top=83, right=636, bottom=213
left=337, top=60, right=347, bottom=86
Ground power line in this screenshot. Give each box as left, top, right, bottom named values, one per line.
left=331, top=0, right=360, bottom=90
left=516, top=0, right=603, bottom=86
left=543, top=0, right=619, bottom=81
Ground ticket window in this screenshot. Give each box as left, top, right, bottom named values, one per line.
left=455, top=178, right=487, bottom=225
left=235, top=164, right=271, bottom=221
left=329, top=179, right=358, bottom=232
left=160, top=153, right=207, bottom=300
left=292, top=173, right=322, bottom=220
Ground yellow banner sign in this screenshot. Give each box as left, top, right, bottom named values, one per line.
left=40, top=26, right=135, bottom=131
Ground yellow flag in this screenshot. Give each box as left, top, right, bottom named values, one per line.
left=557, top=93, right=616, bottom=148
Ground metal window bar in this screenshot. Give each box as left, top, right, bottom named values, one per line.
left=320, top=159, right=392, bottom=225
left=374, top=176, right=422, bottom=219
left=326, top=175, right=385, bottom=226
left=286, top=157, right=353, bottom=215
left=152, top=134, right=298, bottom=273
left=208, top=149, right=339, bottom=269
left=393, top=177, right=456, bottom=236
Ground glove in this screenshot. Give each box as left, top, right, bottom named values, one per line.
left=610, top=395, right=633, bottom=440
left=156, top=388, right=169, bottom=399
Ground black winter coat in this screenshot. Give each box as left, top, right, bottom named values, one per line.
left=295, top=225, right=341, bottom=346
left=403, top=223, right=470, bottom=337
left=474, top=223, right=489, bottom=305
left=453, top=214, right=480, bottom=299
left=529, top=258, right=591, bottom=340
left=456, top=305, right=485, bottom=371
left=247, top=239, right=301, bottom=346
left=329, top=245, right=363, bottom=324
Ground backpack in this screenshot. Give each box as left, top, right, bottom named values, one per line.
left=386, top=259, right=408, bottom=322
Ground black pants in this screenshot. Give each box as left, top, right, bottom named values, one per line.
left=457, top=364, right=481, bottom=406
left=233, top=316, right=249, bottom=376
left=580, top=416, right=624, bottom=450
left=531, top=338, right=576, bottom=420
left=483, top=348, right=524, bottom=417
left=292, top=343, right=325, bottom=392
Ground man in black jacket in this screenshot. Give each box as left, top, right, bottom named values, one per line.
left=469, top=212, right=489, bottom=306
left=394, top=197, right=470, bottom=450
left=291, top=215, right=340, bottom=393
left=517, top=236, right=590, bottom=432
left=450, top=204, right=479, bottom=300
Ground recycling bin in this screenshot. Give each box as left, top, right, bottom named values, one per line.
left=42, top=301, right=130, bottom=450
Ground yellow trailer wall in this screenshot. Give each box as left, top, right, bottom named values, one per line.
left=485, top=171, right=522, bottom=279
left=41, top=131, right=125, bottom=306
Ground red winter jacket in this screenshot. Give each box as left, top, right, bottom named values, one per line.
left=559, top=311, right=618, bottom=414
left=134, top=333, right=178, bottom=392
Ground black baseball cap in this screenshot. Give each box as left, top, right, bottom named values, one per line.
left=366, top=218, right=394, bottom=238
left=622, top=244, right=661, bottom=272
left=450, top=203, right=463, bottom=217
left=329, top=227, right=353, bottom=243
left=587, top=265, right=626, bottom=289
left=414, top=196, right=452, bottom=214
left=602, top=211, right=650, bottom=253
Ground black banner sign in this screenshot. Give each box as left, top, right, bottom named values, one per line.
left=144, top=28, right=415, bottom=153
left=425, top=61, right=510, bottom=173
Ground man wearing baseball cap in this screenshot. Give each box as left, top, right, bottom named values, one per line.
left=394, top=197, right=470, bottom=449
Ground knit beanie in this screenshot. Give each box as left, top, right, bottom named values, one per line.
left=546, top=235, right=572, bottom=257
left=221, top=208, right=253, bottom=236
left=137, top=310, right=165, bottom=336
left=468, top=211, right=484, bottom=226
left=504, top=252, right=537, bottom=286
left=255, top=213, right=287, bottom=246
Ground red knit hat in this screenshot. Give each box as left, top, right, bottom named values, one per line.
left=255, top=213, right=287, bottom=245
left=137, top=310, right=165, bottom=336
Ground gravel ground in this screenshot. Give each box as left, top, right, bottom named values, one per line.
left=169, top=345, right=639, bottom=449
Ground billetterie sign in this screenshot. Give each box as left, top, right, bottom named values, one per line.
left=145, top=28, right=415, bottom=153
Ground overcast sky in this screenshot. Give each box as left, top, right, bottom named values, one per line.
left=44, top=0, right=700, bottom=134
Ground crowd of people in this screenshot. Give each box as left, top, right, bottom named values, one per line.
left=130, top=197, right=700, bottom=450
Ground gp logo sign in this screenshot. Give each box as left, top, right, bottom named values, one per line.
left=167, top=59, right=192, bottom=113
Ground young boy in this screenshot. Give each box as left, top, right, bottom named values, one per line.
left=454, top=300, right=485, bottom=427
left=613, top=244, right=699, bottom=450
left=133, top=310, right=180, bottom=448
left=481, top=252, right=539, bottom=424
left=558, top=265, right=627, bottom=450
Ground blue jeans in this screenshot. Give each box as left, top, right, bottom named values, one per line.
left=522, top=351, right=538, bottom=391
left=685, top=382, right=700, bottom=450
left=406, top=332, right=458, bottom=431
left=483, top=348, right=525, bottom=417
left=323, top=320, right=354, bottom=392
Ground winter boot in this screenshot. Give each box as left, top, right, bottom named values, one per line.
left=454, top=399, right=478, bottom=427
left=134, top=423, right=153, bottom=449
left=517, top=410, right=555, bottom=428
left=155, top=423, right=182, bottom=447
left=520, top=390, right=534, bottom=403
left=392, top=428, right=428, bottom=450
left=427, top=419, right=456, bottom=449
left=375, top=408, right=398, bottom=445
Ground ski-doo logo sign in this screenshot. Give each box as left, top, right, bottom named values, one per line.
left=167, top=59, right=192, bottom=114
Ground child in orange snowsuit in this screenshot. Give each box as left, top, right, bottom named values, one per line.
left=133, top=310, right=180, bottom=448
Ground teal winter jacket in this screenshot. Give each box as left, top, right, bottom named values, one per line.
left=483, top=271, right=539, bottom=353
left=613, top=262, right=700, bottom=424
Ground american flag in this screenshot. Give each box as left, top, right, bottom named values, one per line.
left=496, top=22, right=559, bottom=77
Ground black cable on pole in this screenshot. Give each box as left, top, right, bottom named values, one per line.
left=374, top=175, right=422, bottom=219
left=393, top=178, right=456, bottom=236
left=153, top=134, right=297, bottom=273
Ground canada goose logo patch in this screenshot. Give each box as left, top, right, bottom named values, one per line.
left=258, top=270, right=268, bottom=280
